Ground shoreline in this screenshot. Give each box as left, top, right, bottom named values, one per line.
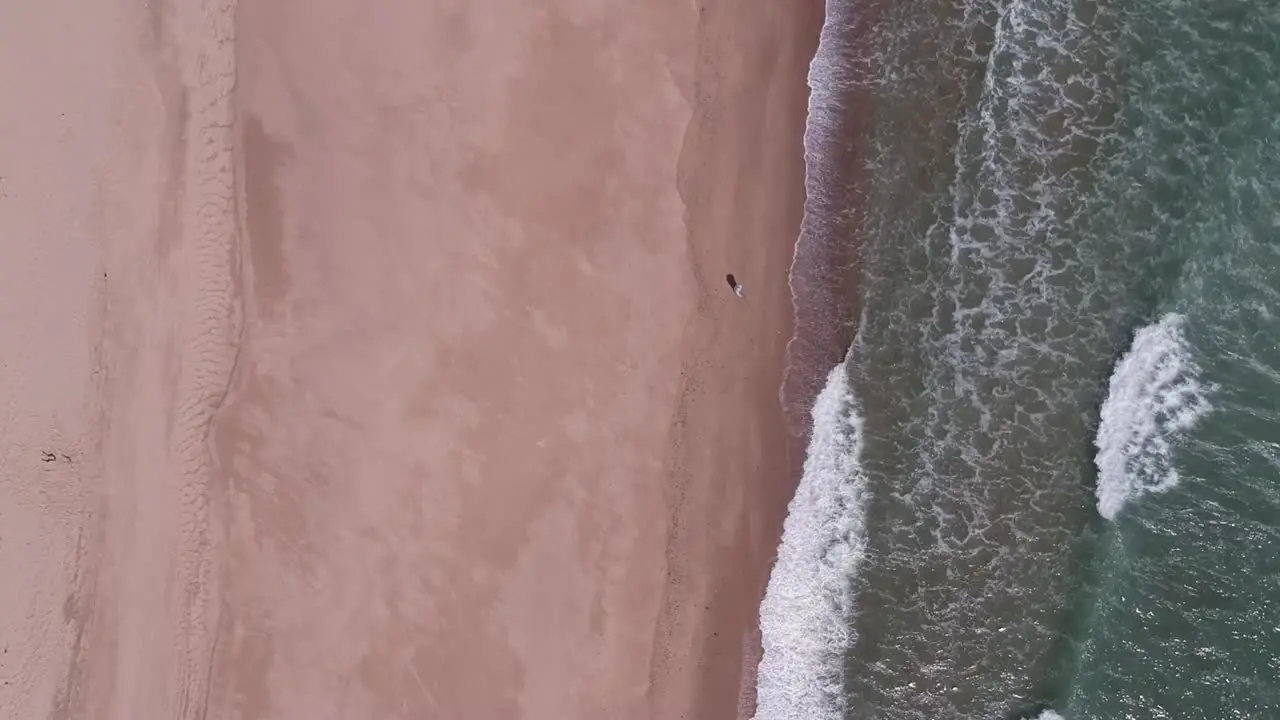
left=781, top=0, right=884, bottom=453
left=656, top=1, right=825, bottom=718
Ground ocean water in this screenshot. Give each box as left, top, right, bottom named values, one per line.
left=756, top=0, right=1280, bottom=717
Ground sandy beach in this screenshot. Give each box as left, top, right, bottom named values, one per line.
left=0, top=0, right=817, bottom=717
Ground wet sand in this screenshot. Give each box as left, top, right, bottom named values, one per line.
left=0, top=0, right=816, bottom=718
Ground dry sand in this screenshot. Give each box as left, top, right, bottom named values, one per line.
left=0, top=0, right=816, bottom=718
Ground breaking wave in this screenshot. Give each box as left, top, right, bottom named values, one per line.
left=753, top=361, right=868, bottom=720
left=1094, top=313, right=1213, bottom=520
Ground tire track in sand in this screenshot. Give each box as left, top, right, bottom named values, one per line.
left=70, top=1, right=242, bottom=717
left=159, top=1, right=241, bottom=717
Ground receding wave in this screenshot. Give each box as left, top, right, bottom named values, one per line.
left=1094, top=313, right=1213, bottom=520
left=754, top=361, right=868, bottom=720
left=780, top=0, right=876, bottom=445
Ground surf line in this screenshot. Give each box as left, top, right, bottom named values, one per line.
left=753, top=358, right=868, bottom=720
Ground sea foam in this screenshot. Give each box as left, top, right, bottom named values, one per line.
left=753, top=362, right=868, bottom=720
left=1095, top=313, right=1212, bottom=520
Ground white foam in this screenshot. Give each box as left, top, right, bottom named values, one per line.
left=753, top=362, right=868, bottom=720
left=1035, top=712, right=1067, bottom=720
left=1095, top=313, right=1212, bottom=520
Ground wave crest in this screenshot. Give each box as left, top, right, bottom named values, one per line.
left=1095, top=313, right=1213, bottom=520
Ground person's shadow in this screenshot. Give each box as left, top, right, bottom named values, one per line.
left=725, top=274, right=738, bottom=290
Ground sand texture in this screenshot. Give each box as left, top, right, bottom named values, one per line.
left=0, top=0, right=815, bottom=718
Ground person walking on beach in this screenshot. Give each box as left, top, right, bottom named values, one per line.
left=726, top=273, right=744, bottom=298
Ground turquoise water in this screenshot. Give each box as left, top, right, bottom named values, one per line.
left=1063, top=0, right=1280, bottom=710
left=754, top=0, right=1280, bottom=717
